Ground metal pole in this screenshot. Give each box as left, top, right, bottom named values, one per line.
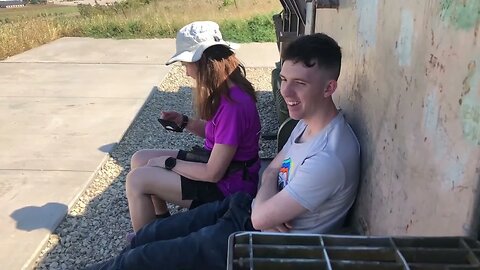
left=305, top=0, right=316, bottom=35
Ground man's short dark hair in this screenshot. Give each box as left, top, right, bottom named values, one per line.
left=282, top=33, right=342, bottom=80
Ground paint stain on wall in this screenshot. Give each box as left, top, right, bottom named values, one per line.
left=423, top=88, right=449, bottom=159
left=440, top=0, right=480, bottom=30
left=424, top=87, right=470, bottom=188
left=396, top=10, right=414, bottom=66
left=424, top=91, right=439, bottom=132
left=357, top=0, right=378, bottom=48
left=446, top=152, right=469, bottom=191
left=461, top=60, right=480, bottom=145
left=462, top=102, right=480, bottom=145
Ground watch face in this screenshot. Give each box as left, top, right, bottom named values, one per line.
left=166, top=157, right=176, bottom=170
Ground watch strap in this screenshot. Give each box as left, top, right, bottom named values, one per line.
left=165, top=157, right=177, bottom=170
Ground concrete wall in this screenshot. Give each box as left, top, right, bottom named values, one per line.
left=315, top=0, right=480, bottom=236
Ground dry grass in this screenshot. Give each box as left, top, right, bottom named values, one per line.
left=1, top=19, right=58, bottom=60
left=147, top=0, right=280, bottom=23
left=0, top=5, right=78, bottom=20
left=0, top=0, right=281, bottom=60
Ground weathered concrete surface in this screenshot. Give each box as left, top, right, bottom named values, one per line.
left=315, top=0, right=480, bottom=236
left=6, top=37, right=278, bottom=67
left=5, top=38, right=176, bottom=64
left=235, top=43, right=279, bottom=67
left=0, top=64, right=167, bottom=171
left=1, top=170, right=91, bottom=270
left=0, top=38, right=171, bottom=270
left=0, top=38, right=278, bottom=269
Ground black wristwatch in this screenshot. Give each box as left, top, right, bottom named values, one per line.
left=180, top=114, right=189, bottom=131
left=165, top=157, right=177, bottom=170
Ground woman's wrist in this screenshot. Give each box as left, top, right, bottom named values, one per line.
left=180, top=114, right=189, bottom=131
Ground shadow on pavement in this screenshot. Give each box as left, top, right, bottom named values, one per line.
left=98, top=143, right=118, bottom=153
left=11, top=203, right=68, bottom=232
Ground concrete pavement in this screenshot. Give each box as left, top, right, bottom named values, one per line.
left=0, top=37, right=279, bottom=269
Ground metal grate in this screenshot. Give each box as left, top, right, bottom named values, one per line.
left=227, top=232, right=480, bottom=270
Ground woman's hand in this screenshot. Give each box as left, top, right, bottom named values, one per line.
left=161, top=111, right=183, bottom=127
left=162, top=111, right=207, bottom=138
left=146, top=156, right=168, bottom=169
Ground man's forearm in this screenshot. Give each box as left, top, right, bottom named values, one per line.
left=252, top=167, right=278, bottom=208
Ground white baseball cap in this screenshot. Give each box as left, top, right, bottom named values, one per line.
left=166, top=21, right=240, bottom=65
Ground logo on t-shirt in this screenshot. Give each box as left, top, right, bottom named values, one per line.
left=278, top=158, right=292, bottom=190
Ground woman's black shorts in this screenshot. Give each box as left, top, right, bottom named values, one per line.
left=177, top=150, right=224, bottom=209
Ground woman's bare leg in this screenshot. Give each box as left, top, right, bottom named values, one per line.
left=126, top=166, right=192, bottom=232
left=130, top=149, right=179, bottom=169
left=130, top=149, right=180, bottom=216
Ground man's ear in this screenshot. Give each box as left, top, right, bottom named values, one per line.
left=324, top=80, right=337, bottom=97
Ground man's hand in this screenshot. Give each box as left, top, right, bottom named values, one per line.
left=264, top=223, right=293, bottom=233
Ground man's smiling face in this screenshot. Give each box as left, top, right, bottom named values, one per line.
left=280, top=60, right=334, bottom=122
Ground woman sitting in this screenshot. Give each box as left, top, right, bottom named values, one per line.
left=126, top=21, right=261, bottom=232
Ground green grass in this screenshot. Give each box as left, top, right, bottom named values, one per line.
left=222, top=14, right=276, bottom=42
left=79, top=14, right=276, bottom=41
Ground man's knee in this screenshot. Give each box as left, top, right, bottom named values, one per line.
left=222, top=192, right=255, bottom=231
left=229, top=192, right=253, bottom=206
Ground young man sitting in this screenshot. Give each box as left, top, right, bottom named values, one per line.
left=85, top=32, right=360, bottom=270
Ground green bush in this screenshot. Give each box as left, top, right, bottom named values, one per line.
left=78, top=4, right=97, bottom=18
left=83, top=24, right=103, bottom=38
left=222, top=0, right=236, bottom=7
left=127, top=21, right=142, bottom=36
left=221, top=14, right=275, bottom=42
left=83, top=22, right=126, bottom=38
left=104, top=22, right=125, bottom=37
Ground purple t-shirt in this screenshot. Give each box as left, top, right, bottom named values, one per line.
left=204, top=85, right=261, bottom=197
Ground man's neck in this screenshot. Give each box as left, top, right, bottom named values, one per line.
left=302, top=101, right=338, bottom=140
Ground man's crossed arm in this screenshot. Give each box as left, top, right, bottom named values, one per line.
left=250, top=149, right=307, bottom=232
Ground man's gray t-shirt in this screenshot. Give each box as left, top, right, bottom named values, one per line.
left=278, top=112, right=360, bottom=234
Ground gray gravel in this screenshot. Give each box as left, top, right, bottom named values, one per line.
left=33, top=66, right=278, bottom=269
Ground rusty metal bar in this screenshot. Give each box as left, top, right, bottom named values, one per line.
left=316, top=0, right=339, bottom=9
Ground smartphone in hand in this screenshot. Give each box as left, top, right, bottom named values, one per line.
left=158, top=118, right=183, bottom=132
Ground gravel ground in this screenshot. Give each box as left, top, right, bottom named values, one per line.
left=34, top=66, right=278, bottom=269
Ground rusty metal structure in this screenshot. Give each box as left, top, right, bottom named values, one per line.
left=273, top=0, right=338, bottom=53
left=271, top=0, right=339, bottom=151
left=228, top=232, right=480, bottom=270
